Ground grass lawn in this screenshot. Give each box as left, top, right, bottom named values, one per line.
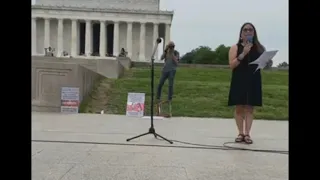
left=85, top=67, right=288, bottom=120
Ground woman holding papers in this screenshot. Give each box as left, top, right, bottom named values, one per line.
left=227, top=22, right=270, bottom=144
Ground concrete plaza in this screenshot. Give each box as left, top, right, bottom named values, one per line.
left=32, top=112, right=288, bottom=180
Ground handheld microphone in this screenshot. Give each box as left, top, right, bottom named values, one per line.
left=246, top=35, right=253, bottom=43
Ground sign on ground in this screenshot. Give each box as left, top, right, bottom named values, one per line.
left=61, top=87, right=80, bottom=113
left=126, top=92, right=145, bottom=117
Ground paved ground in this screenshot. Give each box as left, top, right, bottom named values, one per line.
left=32, top=112, right=288, bottom=180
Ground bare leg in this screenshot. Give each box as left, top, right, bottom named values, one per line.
left=244, top=105, right=254, bottom=135
left=244, top=105, right=254, bottom=144
left=234, top=105, right=245, bottom=142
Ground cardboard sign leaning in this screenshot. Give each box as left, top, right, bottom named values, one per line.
left=126, top=92, right=145, bottom=117
left=61, top=87, right=80, bottom=113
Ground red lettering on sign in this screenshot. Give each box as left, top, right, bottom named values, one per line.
left=126, top=103, right=144, bottom=112
left=61, top=100, right=79, bottom=107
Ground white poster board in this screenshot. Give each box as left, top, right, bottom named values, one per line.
left=60, top=87, right=80, bottom=113
left=126, top=93, right=145, bottom=117
left=249, top=50, right=278, bottom=72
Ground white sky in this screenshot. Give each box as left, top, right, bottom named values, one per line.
left=32, top=0, right=288, bottom=65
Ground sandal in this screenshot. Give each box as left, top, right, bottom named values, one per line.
left=235, top=134, right=245, bottom=143
left=244, top=135, right=253, bottom=144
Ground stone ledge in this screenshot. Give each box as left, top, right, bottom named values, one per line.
left=116, top=56, right=132, bottom=70
left=32, top=56, right=126, bottom=79
left=32, top=5, right=174, bottom=15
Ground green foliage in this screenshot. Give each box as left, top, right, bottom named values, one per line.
left=180, top=45, right=278, bottom=68
left=180, top=45, right=230, bottom=65
left=277, top=61, right=289, bottom=68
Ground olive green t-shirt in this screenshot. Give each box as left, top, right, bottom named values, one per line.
left=162, top=50, right=180, bottom=72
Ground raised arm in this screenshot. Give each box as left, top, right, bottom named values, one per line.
left=172, top=50, right=180, bottom=64
left=229, top=44, right=241, bottom=69
left=161, top=51, right=166, bottom=60
left=161, top=45, right=169, bottom=60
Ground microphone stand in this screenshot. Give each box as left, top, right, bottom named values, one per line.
left=126, top=38, right=173, bottom=144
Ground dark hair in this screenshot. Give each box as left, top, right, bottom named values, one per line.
left=237, top=22, right=265, bottom=53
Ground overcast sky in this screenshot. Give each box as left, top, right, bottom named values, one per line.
left=160, top=0, right=288, bottom=65
left=32, top=0, right=288, bottom=65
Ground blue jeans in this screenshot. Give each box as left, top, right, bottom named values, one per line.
left=156, top=70, right=176, bottom=101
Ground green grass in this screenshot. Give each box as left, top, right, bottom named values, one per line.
left=100, top=67, right=288, bottom=120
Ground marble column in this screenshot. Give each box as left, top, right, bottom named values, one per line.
left=99, top=20, right=106, bottom=57
left=126, top=22, right=133, bottom=58
left=153, top=23, right=159, bottom=61
left=113, top=21, right=119, bottom=56
left=85, top=20, right=92, bottom=56
left=71, top=19, right=78, bottom=57
left=57, top=19, right=64, bottom=57
left=44, top=18, right=50, bottom=52
left=32, top=18, right=37, bottom=55
left=165, top=23, right=171, bottom=46
left=139, top=22, right=146, bottom=61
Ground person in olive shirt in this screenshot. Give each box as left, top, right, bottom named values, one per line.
left=156, top=41, right=180, bottom=103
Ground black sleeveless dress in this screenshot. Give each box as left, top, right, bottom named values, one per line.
left=228, top=43, right=263, bottom=107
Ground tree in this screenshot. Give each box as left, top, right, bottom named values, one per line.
left=213, top=44, right=230, bottom=65
left=192, top=46, right=216, bottom=64
left=277, top=61, right=289, bottom=68
left=179, top=51, right=195, bottom=64
left=180, top=44, right=230, bottom=65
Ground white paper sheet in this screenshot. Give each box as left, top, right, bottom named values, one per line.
left=249, top=50, right=278, bottom=73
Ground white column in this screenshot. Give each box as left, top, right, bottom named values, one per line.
left=99, top=20, right=106, bottom=57
left=113, top=21, right=119, bottom=56
left=57, top=19, right=64, bottom=57
left=32, top=18, right=37, bottom=55
left=153, top=23, right=159, bottom=61
left=44, top=18, right=50, bottom=52
left=165, top=23, right=171, bottom=46
left=71, top=19, right=78, bottom=57
left=85, top=20, right=92, bottom=56
left=139, top=22, right=146, bottom=61
left=126, top=21, right=133, bottom=58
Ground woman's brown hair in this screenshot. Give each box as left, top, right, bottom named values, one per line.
left=237, top=22, right=265, bottom=53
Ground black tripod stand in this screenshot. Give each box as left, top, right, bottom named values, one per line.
left=126, top=38, right=173, bottom=144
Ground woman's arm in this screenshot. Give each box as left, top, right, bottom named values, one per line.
left=172, top=50, right=180, bottom=64
left=160, top=52, right=166, bottom=60
left=229, top=44, right=245, bottom=69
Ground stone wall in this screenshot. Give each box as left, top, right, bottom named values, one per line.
left=32, top=56, right=128, bottom=112
left=35, top=0, right=160, bottom=11
left=32, top=62, right=102, bottom=112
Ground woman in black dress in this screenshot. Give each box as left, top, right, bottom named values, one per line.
left=228, top=22, right=270, bottom=144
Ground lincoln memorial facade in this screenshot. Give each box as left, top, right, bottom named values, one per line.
left=31, top=0, right=174, bottom=61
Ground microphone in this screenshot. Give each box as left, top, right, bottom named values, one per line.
left=156, top=38, right=162, bottom=44
left=246, top=35, right=253, bottom=43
